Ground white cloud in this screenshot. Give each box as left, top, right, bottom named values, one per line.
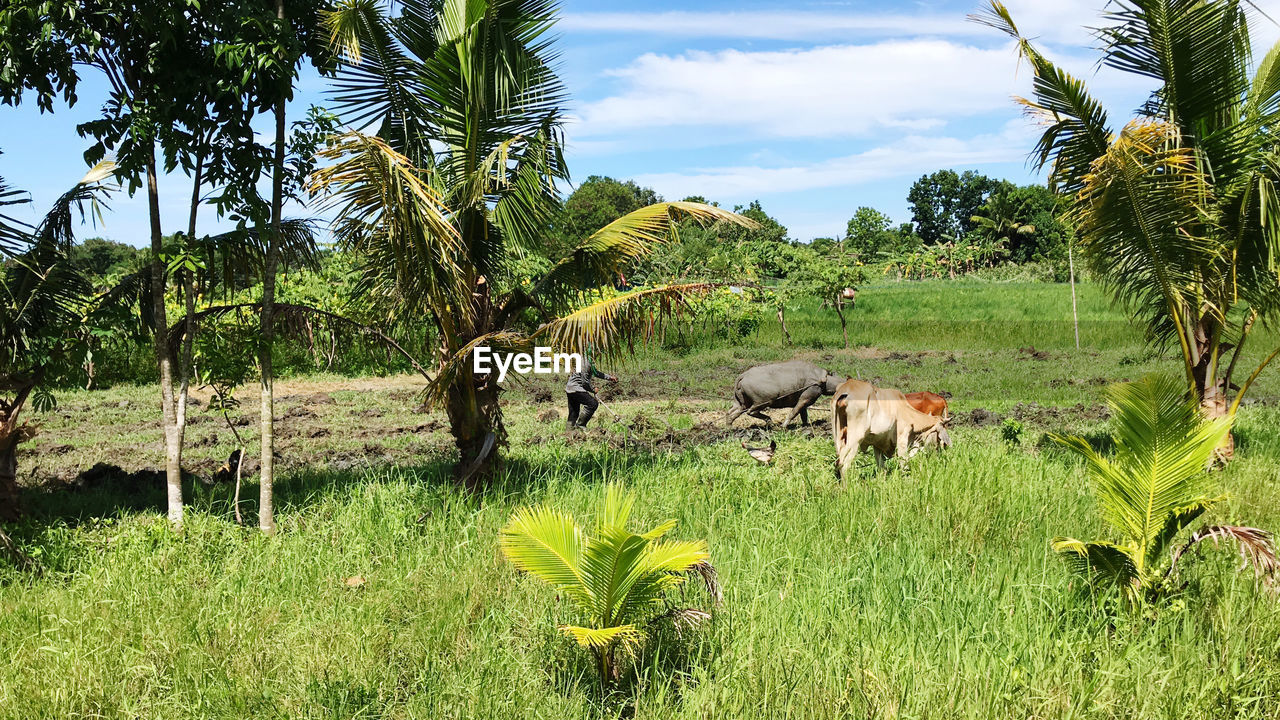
left=560, top=2, right=1109, bottom=46
left=571, top=40, right=1028, bottom=140
left=627, top=120, right=1036, bottom=202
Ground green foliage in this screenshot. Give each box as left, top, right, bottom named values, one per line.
left=687, top=286, right=767, bottom=340
left=1051, top=375, right=1244, bottom=602
left=67, top=238, right=141, bottom=287
left=906, top=169, right=999, bottom=244
left=1001, top=418, right=1024, bottom=445
left=0, top=164, right=118, bottom=397
left=969, top=182, right=1071, bottom=266
left=549, top=176, right=661, bottom=258
left=789, top=250, right=866, bottom=302
left=499, top=485, right=715, bottom=684
left=0, top=0, right=333, bottom=198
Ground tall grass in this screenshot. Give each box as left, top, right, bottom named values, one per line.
left=3, top=281, right=1280, bottom=718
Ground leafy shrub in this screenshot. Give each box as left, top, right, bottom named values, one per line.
left=1051, top=374, right=1277, bottom=604
left=1001, top=418, right=1024, bottom=446
left=499, top=485, right=720, bottom=685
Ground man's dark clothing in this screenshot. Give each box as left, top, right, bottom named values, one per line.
left=566, top=391, right=599, bottom=429
left=565, top=357, right=609, bottom=429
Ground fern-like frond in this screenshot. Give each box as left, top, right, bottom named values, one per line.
left=581, top=524, right=652, bottom=625
left=972, top=2, right=1111, bottom=195
left=312, top=131, right=467, bottom=314
left=1054, top=374, right=1234, bottom=578
left=533, top=283, right=724, bottom=360
left=559, top=624, right=643, bottom=650
left=534, top=202, right=757, bottom=312
left=1052, top=537, right=1141, bottom=596
left=499, top=505, right=593, bottom=612
left=1170, top=524, right=1279, bottom=585
left=418, top=330, right=533, bottom=410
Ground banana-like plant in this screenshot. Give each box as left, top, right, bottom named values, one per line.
left=1052, top=374, right=1277, bottom=603
left=499, top=485, right=719, bottom=685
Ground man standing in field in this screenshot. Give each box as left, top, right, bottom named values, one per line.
left=565, top=349, right=617, bottom=432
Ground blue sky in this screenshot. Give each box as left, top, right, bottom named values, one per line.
left=2, top=0, right=1277, bottom=245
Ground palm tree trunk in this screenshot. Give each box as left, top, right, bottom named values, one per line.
left=1191, top=314, right=1233, bottom=459
left=147, top=148, right=184, bottom=528
left=444, top=373, right=505, bottom=490
left=259, top=27, right=287, bottom=535
left=0, top=424, right=23, bottom=523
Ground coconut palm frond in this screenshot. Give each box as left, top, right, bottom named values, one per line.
left=195, top=218, right=321, bottom=297
left=499, top=485, right=716, bottom=682
left=535, top=203, right=757, bottom=312
left=487, top=122, right=568, bottom=256
left=1246, top=39, right=1280, bottom=121
left=533, top=283, right=723, bottom=360
left=169, top=301, right=431, bottom=378
left=972, top=2, right=1111, bottom=195
left=1098, top=0, right=1251, bottom=151
left=312, top=131, right=467, bottom=312
left=1052, top=374, right=1248, bottom=599
left=30, top=161, right=116, bottom=253
left=418, top=329, right=533, bottom=410
left=559, top=624, right=643, bottom=651
left=88, top=262, right=155, bottom=337
left=325, top=0, right=432, bottom=154
left=0, top=165, right=114, bottom=374
left=499, top=504, right=592, bottom=610
left=1056, top=375, right=1232, bottom=573
left=1170, top=524, right=1279, bottom=584
left=1073, top=121, right=1217, bottom=357
left=1052, top=537, right=1141, bottom=597
left=0, top=172, right=31, bottom=257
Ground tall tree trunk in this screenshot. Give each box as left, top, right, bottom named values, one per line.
left=175, top=152, right=203, bottom=460
left=259, top=38, right=287, bottom=536
left=0, top=378, right=38, bottom=521
left=777, top=306, right=790, bottom=345
left=147, top=148, right=184, bottom=527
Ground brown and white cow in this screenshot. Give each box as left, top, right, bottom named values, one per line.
left=832, top=380, right=951, bottom=478
left=904, top=391, right=949, bottom=420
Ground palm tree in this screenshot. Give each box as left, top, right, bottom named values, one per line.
left=318, top=0, right=753, bottom=483
left=499, top=485, right=719, bottom=685
left=968, top=189, right=1032, bottom=261
left=0, top=162, right=115, bottom=521
left=1052, top=374, right=1276, bottom=603
left=978, top=1, right=1280, bottom=453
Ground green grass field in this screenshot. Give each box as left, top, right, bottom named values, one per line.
left=3, top=281, right=1280, bottom=719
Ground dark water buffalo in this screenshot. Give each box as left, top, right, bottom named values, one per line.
left=726, top=360, right=845, bottom=427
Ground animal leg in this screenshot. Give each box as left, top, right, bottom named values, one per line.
left=747, top=409, right=773, bottom=426
left=783, top=386, right=823, bottom=428
left=895, top=427, right=913, bottom=475
left=725, top=403, right=746, bottom=426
